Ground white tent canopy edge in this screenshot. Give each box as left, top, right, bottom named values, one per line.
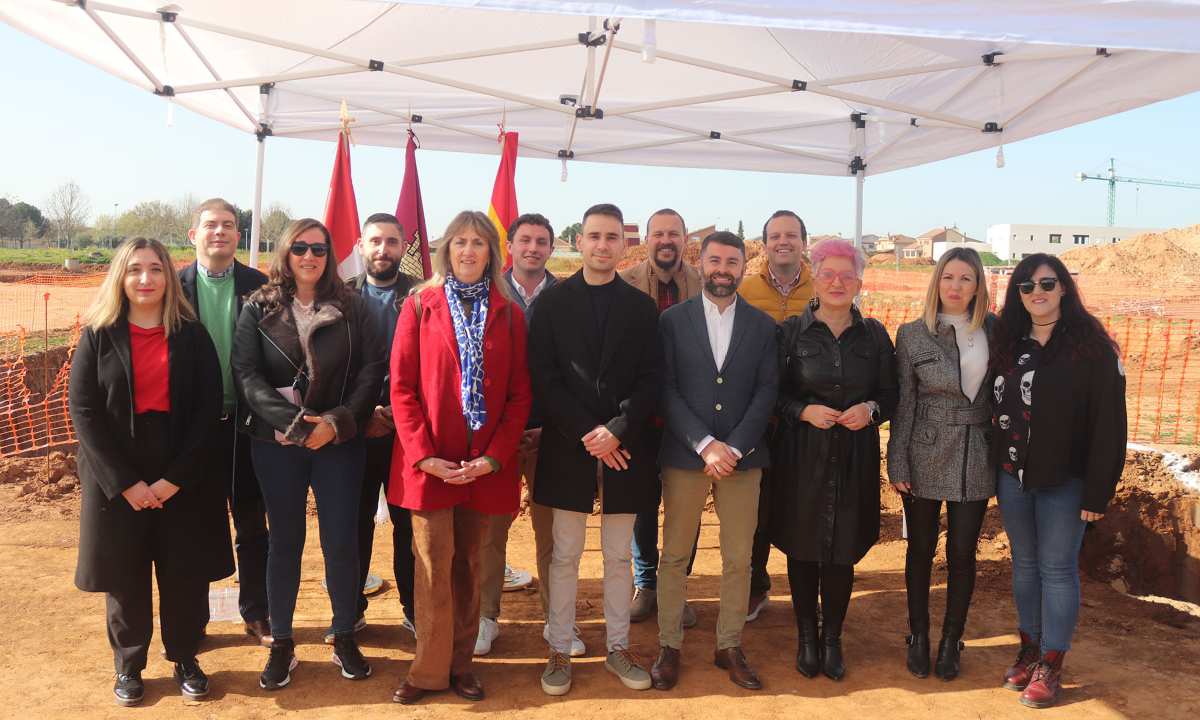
left=3, top=0, right=1200, bottom=266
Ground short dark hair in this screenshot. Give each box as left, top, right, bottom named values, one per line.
left=761, top=210, right=808, bottom=244
left=508, top=212, right=554, bottom=241
left=583, top=203, right=624, bottom=227
left=700, top=230, right=745, bottom=257
left=646, top=208, right=686, bottom=236
left=363, top=212, right=403, bottom=235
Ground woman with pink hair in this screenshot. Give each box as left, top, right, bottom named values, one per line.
left=769, top=238, right=898, bottom=682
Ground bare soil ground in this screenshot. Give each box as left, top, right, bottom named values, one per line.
left=2, top=451, right=1199, bottom=719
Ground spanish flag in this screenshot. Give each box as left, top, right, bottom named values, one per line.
left=487, top=131, right=519, bottom=266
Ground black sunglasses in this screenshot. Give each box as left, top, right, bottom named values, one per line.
left=1017, top=277, right=1059, bottom=294
left=289, top=241, right=329, bottom=257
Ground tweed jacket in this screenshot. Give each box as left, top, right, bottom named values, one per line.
left=619, top=260, right=703, bottom=305
left=887, top=315, right=996, bottom=502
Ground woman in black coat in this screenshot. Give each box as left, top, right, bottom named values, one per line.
left=771, top=239, right=898, bottom=682
left=70, top=237, right=230, bottom=708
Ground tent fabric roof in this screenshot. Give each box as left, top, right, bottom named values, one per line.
left=4, top=0, right=1200, bottom=177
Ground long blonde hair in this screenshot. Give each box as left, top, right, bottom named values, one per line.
left=418, top=210, right=512, bottom=300
left=922, top=247, right=989, bottom=333
left=84, top=237, right=195, bottom=336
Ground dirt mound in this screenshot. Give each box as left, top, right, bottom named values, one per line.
left=618, top=239, right=764, bottom=271
left=1061, top=225, right=1200, bottom=276
left=0, top=451, right=79, bottom=514
left=869, top=253, right=935, bottom=266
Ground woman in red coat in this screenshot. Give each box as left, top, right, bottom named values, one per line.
left=388, top=210, right=532, bottom=705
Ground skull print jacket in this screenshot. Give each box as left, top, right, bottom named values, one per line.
left=887, top=315, right=996, bottom=502
left=989, top=325, right=1127, bottom=514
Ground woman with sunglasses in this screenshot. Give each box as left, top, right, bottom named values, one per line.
left=888, top=247, right=994, bottom=681
left=232, top=218, right=385, bottom=690
left=71, top=237, right=230, bottom=707
left=771, top=238, right=898, bottom=681
left=990, top=253, right=1125, bottom=709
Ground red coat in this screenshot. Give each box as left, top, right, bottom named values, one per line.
left=388, top=284, right=532, bottom=513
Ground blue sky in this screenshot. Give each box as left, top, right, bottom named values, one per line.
left=1, top=22, right=1198, bottom=242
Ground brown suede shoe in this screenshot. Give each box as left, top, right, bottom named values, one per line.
left=245, top=619, right=272, bottom=647
left=651, top=647, right=681, bottom=690
left=450, top=673, right=485, bottom=702
left=392, top=682, right=428, bottom=705
left=714, top=647, right=762, bottom=690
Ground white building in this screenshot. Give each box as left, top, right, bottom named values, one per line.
left=986, top=223, right=1158, bottom=261
left=932, top=239, right=993, bottom=261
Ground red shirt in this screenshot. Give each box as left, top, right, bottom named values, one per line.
left=656, top=279, right=679, bottom=315
left=129, top=323, right=170, bottom=413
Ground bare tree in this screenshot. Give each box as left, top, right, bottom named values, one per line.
left=260, top=203, right=293, bottom=252
left=45, top=181, right=91, bottom=249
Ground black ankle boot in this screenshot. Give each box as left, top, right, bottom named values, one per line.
left=796, top=618, right=820, bottom=678
left=934, top=634, right=965, bottom=681
left=906, top=632, right=930, bottom=678
left=821, top=632, right=845, bottom=681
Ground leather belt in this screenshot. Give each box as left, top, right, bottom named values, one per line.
left=917, top=403, right=990, bottom=426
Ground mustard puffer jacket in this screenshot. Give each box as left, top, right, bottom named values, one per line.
left=737, top=263, right=814, bottom=322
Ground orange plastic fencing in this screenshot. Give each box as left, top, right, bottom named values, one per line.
left=0, top=268, right=1197, bottom=457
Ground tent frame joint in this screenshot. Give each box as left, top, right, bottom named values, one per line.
left=982, top=122, right=1002, bottom=133
left=157, top=9, right=177, bottom=23
left=410, top=114, right=423, bottom=123
left=368, top=59, right=384, bottom=71
left=792, top=79, right=807, bottom=91
left=850, top=156, right=866, bottom=175
left=575, top=105, right=604, bottom=119
left=1096, top=47, right=1110, bottom=57
left=259, top=82, right=274, bottom=94
left=154, top=85, right=175, bottom=97
left=578, top=32, right=607, bottom=47
left=709, top=130, right=721, bottom=140
left=256, top=124, right=273, bottom=141
left=557, top=149, right=575, bottom=159
left=851, top=112, right=867, bottom=128
left=982, top=51, right=1004, bottom=66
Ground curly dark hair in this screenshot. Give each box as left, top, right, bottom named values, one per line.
left=991, top=253, right=1117, bottom=372
left=252, top=218, right=351, bottom=310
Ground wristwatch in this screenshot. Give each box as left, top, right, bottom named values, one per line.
left=865, top=400, right=881, bottom=425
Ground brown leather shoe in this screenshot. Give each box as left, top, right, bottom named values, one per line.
left=1019, top=651, right=1065, bottom=709
left=651, top=647, right=681, bottom=690
left=392, top=682, right=427, bottom=705
left=450, top=673, right=485, bottom=701
left=714, top=647, right=762, bottom=690
left=1002, top=631, right=1040, bottom=691
left=245, top=619, right=272, bottom=647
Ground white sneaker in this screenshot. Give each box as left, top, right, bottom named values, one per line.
left=503, top=565, right=533, bottom=592
left=400, top=616, right=417, bottom=639
left=474, top=616, right=500, bottom=656
left=543, top=623, right=587, bottom=658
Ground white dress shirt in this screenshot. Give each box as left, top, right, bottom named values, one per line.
left=695, top=294, right=742, bottom=458
left=513, top=272, right=550, bottom=305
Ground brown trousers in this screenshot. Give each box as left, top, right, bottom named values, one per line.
left=479, top=447, right=553, bottom=618
left=408, top=504, right=486, bottom=689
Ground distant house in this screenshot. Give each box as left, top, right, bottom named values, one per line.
left=859, top=233, right=880, bottom=254
left=874, top=233, right=918, bottom=256
left=623, top=223, right=641, bottom=246
left=686, top=225, right=717, bottom=244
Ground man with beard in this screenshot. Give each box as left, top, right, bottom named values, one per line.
left=475, top=213, right=585, bottom=658
left=737, top=209, right=815, bottom=623
left=619, top=209, right=703, bottom=626
left=179, top=198, right=270, bottom=646
left=650, top=231, right=777, bottom=691
left=338, top=212, right=417, bottom=641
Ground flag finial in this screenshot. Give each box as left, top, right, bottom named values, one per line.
left=339, top=99, right=356, bottom=143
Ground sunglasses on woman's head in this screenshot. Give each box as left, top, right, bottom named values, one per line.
left=1017, top=277, right=1059, bottom=294
left=289, top=242, right=329, bottom=257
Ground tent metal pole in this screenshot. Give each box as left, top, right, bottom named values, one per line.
left=172, top=65, right=366, bottom=94
left=854, top=172, right=865, bottom=247
left=623, top=115, right=846, bottom=166
left=250, top=135, right=265, bottom=270
left=79, top=4, right=163, bottom=91
left=172, top=23, right=256, bottom=128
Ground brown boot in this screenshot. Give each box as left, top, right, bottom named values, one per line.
left=651, top=647, right=681, bottom=690
left=714, top=647, right=762, bottom=690
left=392, top=682, right=428, bottom=705
left=1019, top=651, right=1065, bottom=709
left=1002, top=631, right=1040, bottom=691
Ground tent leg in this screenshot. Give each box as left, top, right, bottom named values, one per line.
left=854, top=172, right=865, bottom=248
left=250, top=135, right=265, bottom=268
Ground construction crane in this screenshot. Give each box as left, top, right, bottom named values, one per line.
left=1076, top=158, right=1200, bottom=226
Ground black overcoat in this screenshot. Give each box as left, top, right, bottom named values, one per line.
left=770, top=305, right=899, bottom=565
left=70, top=319, right=233, bottom=592
left=529, top=271, right=661, bottom=514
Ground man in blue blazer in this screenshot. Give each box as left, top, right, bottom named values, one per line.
left=650, top=231, right=778, bottom=691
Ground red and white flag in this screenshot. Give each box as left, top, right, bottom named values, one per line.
left=395, top=130, right=432, bottom=279
left=323, top=125, right=363, bottom=280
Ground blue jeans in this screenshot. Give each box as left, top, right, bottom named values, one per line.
left=996, top=471, right=1087, bottom=653
left=632, top=508, right=698, bottom=590
left=253, top=438, right=365, bottom=640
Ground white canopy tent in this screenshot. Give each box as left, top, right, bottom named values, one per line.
left=4, top=0, right=1200, bottom=266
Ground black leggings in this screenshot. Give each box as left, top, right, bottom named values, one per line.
left=902, top=495, right=988, bottom=637
left=787, top=558, right=854, bottom=637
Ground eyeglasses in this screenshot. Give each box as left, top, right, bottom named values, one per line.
left=289, top=242, right=329, bottom=257
left=1017, top=277, right=1059, bottom=294
left=815, top=269, right=859, bottom=285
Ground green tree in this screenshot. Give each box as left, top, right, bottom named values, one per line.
left=559, top=222, right=582, bottom=250
left=736, top=220, right=745, bottom=240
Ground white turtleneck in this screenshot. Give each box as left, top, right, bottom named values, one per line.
left=938, top=312, right=988, bottom=402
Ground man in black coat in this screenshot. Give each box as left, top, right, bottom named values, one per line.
left=529, top=203, right=659, bottom=696
left=179, top=198, right=271, bottom=645
left=649, top=231, right=778, bottom=691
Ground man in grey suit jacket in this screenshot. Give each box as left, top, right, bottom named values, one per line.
left=650, top=231, right=778, bottom=692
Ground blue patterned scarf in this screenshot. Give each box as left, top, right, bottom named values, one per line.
left=444, top=275, right=490, bottom=431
